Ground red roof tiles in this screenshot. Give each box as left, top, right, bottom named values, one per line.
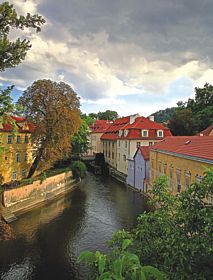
left=101, top=116, right=130, bottom=140
left=151, top=136, right=213, bottom=161
left=0, top=115, right=35, bottom=133
left=198, top=125, right=213, bottom=136
left=90, top=120, right=113, bottom=133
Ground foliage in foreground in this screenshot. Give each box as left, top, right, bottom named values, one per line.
left=79, top=170, right=213, bottom=280
left=71, top=161, right=87, bottom=179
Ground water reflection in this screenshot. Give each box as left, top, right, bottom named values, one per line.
left=0, top=173, right=149, bottom=280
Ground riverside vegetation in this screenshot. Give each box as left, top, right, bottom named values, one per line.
left=78, top=169, right=213, bottom=280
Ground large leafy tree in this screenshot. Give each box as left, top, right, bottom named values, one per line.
left=168, top=108, right=198, bottom=136
left=17, top=79, right=82, bottom=177
left=79, top=170, right=213, bottom=280
left=0, top=1, right=45, bottom=71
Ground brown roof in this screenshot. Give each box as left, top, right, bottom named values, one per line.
left=0, top=115, right=35, bottom=133
left=198, top=125, right=213, bottom=136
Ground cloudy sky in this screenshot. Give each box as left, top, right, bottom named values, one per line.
left=1, top=0, right=213, bottom=116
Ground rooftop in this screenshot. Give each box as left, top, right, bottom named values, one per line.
left=151, top=136, right=213, bottom=162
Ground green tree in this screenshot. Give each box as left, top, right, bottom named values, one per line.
left=79, top=170, right=213, bottom=280
left=17, top=79, right=82, bottom=177
left=97, top=110, right=118, bottom=121
left=168, top=108, right=198, bottom=135
left=71, top=118, right=90, bottom=157
left=0, top=85, right=14, bottom=115
left=71, top=161, right=87, bottom=179
left=0, top=1, right=45, bottom=71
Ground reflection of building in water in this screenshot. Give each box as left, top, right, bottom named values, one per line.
left=13, top=196, right=71, bottom=242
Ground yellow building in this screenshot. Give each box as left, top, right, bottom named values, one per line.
left=150, top=136, right=213, bottom=195
left=0, top=116, right=34, bottom=184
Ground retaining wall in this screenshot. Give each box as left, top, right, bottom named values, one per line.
left=2, top=171, right=78, bottom=214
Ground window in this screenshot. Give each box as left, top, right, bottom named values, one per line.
left=112, top=142, right=114, bottom=148
left=118, top=153, right=120, bottom=161
left=16, top=135, right=21, bottom=143
left=196, top=175, right=203, bottom=183
left=149, top=142, right=153, bottom=146
left=169, top=165, right=173, bottom=191
left=119, top=130, right=123, bottom=136
left=136, top=142, right=141, bottom=148
left=22, top=169, right=26, bottom=178
left=7, top=135, right=13, bottom=144
left=157, top=130, right=164, bottom=137
left=125, top=141, right=127, bottom=149
left=185, top=171, right=191, bottom=189
left=142, top=130, right=148, bottom=137
left=24, top=135, right=29, bottom=143
left=123, top=155, right=126, bottom=161
left=124, top=130, right=128, bottom=137
left=158, top=161, right=162, bottom=176
left=163, top=163, right=167, bottom=174
left=112, top=152, right=114, bottom=159
left=176, top=169, right=181, bottom=192
left=24, top=152, right=28, bottom=162
left=118, top=140, right=120, bottom=147
left=12, top=171, right=17, bottom=180
left=16, top=153, right=21, bottom=162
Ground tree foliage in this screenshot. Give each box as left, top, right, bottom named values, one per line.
left=71, top=161, right=87, bottom=179
left=0, top=1, right=45, bottom=71
left=71, top=115, right=94, bottom=157
left=17, top=79, right=82, bottom=177
left=151, top=107, right=176, bottom=123
left=168, top=83, right=213, bottom=135
left=79, top=170, right=213, bottom=280
left=0, top=85, right=14, bottom=115
left=88, top=110, right=118, bottom=121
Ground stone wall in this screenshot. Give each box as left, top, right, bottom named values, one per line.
left=2, top=171, right=77, bottom=214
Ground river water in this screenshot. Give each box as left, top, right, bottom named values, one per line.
left=0, top=173, right=149, bottom=280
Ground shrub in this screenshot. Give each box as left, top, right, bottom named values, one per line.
left=71, top=161, right=87, bottom=179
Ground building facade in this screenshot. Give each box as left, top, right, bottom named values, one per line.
left=117, top=116, right=172, bottom=176
left=127, top=146, right=150, bottom=192
left=0, top=116, right=34, bottom=184
left=89, top=120, right=112, bottom=155
left=101, top=116, right=131, bottom=169
left=150, top=136, right=213, bottom=195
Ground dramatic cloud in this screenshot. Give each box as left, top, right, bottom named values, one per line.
left=1, top=0, right=213, bottom=115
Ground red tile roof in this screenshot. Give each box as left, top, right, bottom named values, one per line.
left=197, top=125, right=213, bottom=136
left=118, top=116, right=172, bottom=140
left=0, top=115, right=35, bottom=133
left=101, top=116, right=130, bottom=140
left=151, top=136, right=213, bottom=161
left=134, top=146, right=150, bottom=160
left=90, top=120, right=113, bottom=133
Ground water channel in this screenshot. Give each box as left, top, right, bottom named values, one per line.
left=0, top=173, right=149, bottom=280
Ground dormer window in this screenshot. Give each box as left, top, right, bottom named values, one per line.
left=141, top=130, right=148, bottom=137
left=157, top=130, right=164, bottom=137
left=124, top=130, right=128, bottom=137
left=119, top=130, right=123, bottom=137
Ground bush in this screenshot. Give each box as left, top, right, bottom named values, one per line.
left=71, top=161, right=87, bottom=179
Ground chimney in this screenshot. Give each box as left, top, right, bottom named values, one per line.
left=149, top=115, right=154, bottom=122
left=130, top=114, right=140, bottom=124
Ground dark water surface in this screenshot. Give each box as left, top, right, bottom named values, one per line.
left=0, top=173, right=149, bottom=280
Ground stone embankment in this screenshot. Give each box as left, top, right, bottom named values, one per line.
left=1, top=171, right=79, bottom=222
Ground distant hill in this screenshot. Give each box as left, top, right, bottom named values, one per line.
left=150, top=107, right=176, bottom=123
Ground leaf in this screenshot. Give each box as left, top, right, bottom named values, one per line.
left=77, top=251, right=95, bottom=264
left=122, top=239, right=132, bottom=251
left=141, top=266, right=163, bottom=280
left=98, top=254, right=106, bottom=274
left=139, top=270, right=147, bottom=280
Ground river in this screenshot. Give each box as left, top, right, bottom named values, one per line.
left=0, top=173, right=149, bottom=280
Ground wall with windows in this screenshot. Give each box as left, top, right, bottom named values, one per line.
left=103, top=140, right=117, bottom=169
left=0, top=132, right=33, bottom=184
left=90, top=133, right=104, bottom=155
left=150, top=150, right=211, bottom=195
